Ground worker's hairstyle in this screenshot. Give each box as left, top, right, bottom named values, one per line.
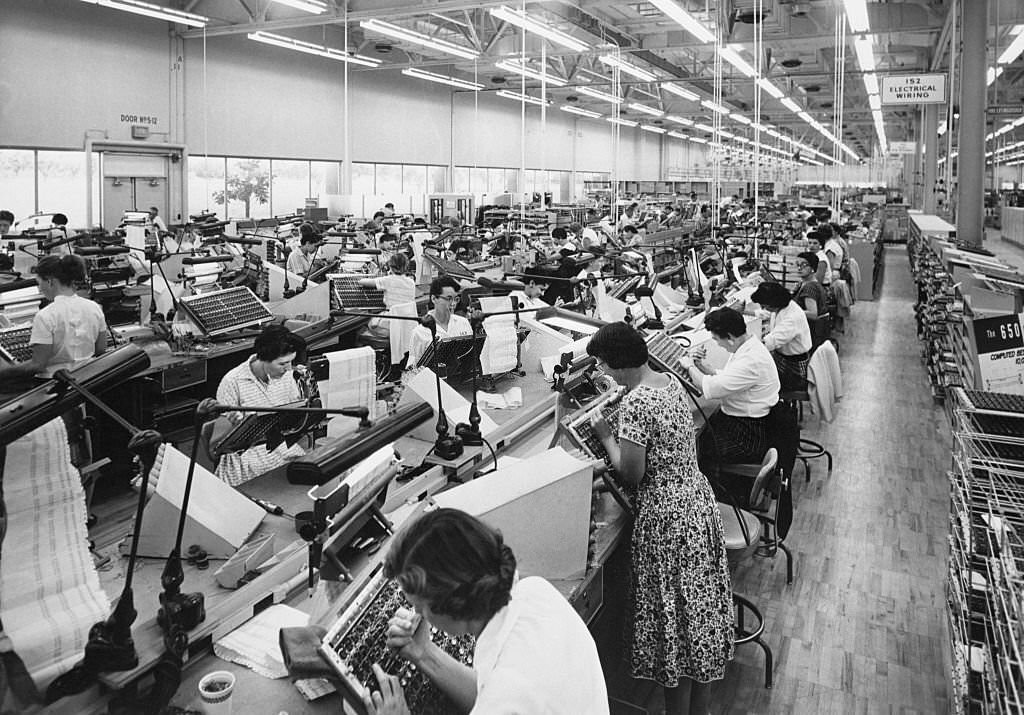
left=797, top=251, right=820, bottom=271
left=704, top=307, right=747, bottom=339
left=36, top=254, right=86, bottom=286
left=806, top=229, right=827, bottom=245
left=384, top=508, right=516, bottom=622
left=149, top=206, right=159, bottom=213
left=52, top=213, right=69, bottom=226
left=0, top=210, right=13, bottom=224
left=751, top=282, right=793, bottom=310
left=254, top=324, right=305, bottom=363
left=429, top=275, right=461, bottom=297
left=298, top=223, right=319, bottom=245
left=621, top=225, right=639, bottom=235
left=568, top=222, right=582, bottom=233
left=521, top=270, right=550, bottom=288
left=384, top=202, right=394, bottom=210
left=586, top=322, right=648, bottom=369
left=806, top=215, right=818, bottom=226
left=388, top=252, right=409, bottom=275
left=413, top=217, right=427, bottom=227
left=816, top=223, right=833, bottom=239
left=628, top=202, right=638, bottom=211
left=829, top=222, right=846, bottom=238
left=551, top=227, right=568, bottom=241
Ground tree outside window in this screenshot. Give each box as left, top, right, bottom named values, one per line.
left=217, top=158, right=270, bottom=219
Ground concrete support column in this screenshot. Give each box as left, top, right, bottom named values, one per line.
left=923, top=104, right=939, bottom=213
left=957, top=0, right=987, bottom=247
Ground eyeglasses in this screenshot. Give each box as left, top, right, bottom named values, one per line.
left=434, top=294, right=457, bottom=302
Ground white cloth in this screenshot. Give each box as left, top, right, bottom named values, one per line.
left=472, top=576, right=608, bottom=715
left=580, top=227, right=600, bottom=250
left=824, top=238, right=844, bottom=270
left=762, top=301, right=812, bottom=356
left=816, top=249, right=832, bottom=285
left=807, top=340, right=842, bottom=422
left=214, top=356, right=304, bottom=487
left=151, top=215, right=167, bottom=234
left=29, top=294, right=106, bottom=377
left=700, top=337, right=780, bottom=418
left=373, top=275, right=416, bottom=310
left=407, top=312, right=473, bottom=368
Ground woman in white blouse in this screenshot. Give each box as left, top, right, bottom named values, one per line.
left=362, top=508, right=609, bottom=715
left=678, top=307, right=780, bottom=475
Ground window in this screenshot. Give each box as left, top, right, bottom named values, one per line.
left=504, top=168, right=519, bottom=193
left=429, top=165, right=447, bottom=193
left=351, top=163, right=375, bottom=195
left=224, top=158, right=271, bottom=219
left=470, top=167, right=487, bottom=193
left=272, top=160, right=310, bottom=216
left=402, top=165, right=427, bottom=196
left=188, top=156, right=226, bottom=220
left=487, top=167, right=505, bottom=195
left=311, top=161, right=340, bottom=196
left=375, top=163, right=402, bottom=198
left=0, top=149, right=36, bottom=223
left=37, top=151, right=89, bottom=228
left=453, top=167, right=470, bottom=194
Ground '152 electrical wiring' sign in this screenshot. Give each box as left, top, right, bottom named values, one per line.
left=881, top=74, right=946, bottom=105
left=973, top=314, right=1024, bottom=395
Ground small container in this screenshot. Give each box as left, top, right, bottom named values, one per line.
left=198, top=670, right=235, bottom=715
left=294, top=510, right=315, bottom=537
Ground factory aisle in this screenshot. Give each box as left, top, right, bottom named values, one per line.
left=608, top=247, right=952, bottom=714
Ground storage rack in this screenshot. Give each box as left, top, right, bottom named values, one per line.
left=909, top=228, right=962, bottom=401
left=947, top=387, right=1024, bottom=714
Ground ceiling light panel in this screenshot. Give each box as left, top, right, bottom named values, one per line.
left=488, top=6, right=590, bottom=52
left=662, top=84, right=700, bottom=101
left=647, top=0, right=715, bottom=44
left=495, top=89, right=551, bottom=107
left=628, top=102, right=664, bottom=117
left=495, top=59, right=567, bottom=86
left=360, top=18, right=479, bottom=60
left=560, top=105, right=602, bottom=118
left=80, top=0, right=208, bottom=26
left=598, top=55, right=658, bottom=82
left=402, top=68, right=483, bottom=90
left=248, top=32, right=382, bottom=66
left=576, top=85, right=623, bottom=104
left=607, top=117, right=639, bottom=127
left=270, top=0, right=327, bottom=14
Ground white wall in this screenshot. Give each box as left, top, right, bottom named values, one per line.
left=1, top=0, right=694, bottom=181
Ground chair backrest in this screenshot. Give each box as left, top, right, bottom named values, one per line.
left=808, top=312, right=832, bottom=350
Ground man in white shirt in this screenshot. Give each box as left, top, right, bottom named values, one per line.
left=509, top=274, right=550, bottom=312
left=148, top=206, right=168, bottom=235
left=286, top=224, right=322, bottom=278
left=751, top=282, right=812, bottom=392
left=407, top=275, right=473, bottom=368
left=678, top=306, right=779, bottom=473
left=617, top=202, right=640, bottom=232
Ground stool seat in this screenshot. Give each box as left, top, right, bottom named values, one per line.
left=718, top=504, right=762, bottom=554
left=779, top=389, right=810, bottom=402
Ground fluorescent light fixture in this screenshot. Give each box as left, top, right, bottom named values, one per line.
left=863, top=72, right=879, bottom=95
left=797, top=110, right=813, bottom=122
left=844, top=0, right=870, bottom=33
left=987, top=66, right=1005, bottom=85
left=641, top=125, right=667, bottom=134
left=662, top=84, right=700, bottom=101
left=730, top=113, right=752, bottom=125
left=667, top=131, right=689, bottom=140
left=780, top=98, right=801, bottom=114
left=560, top=105, right=602, bottom=118
left=689, top=136, right=708, bottom=144
left=599, top=55, right=658, bottom=82
left=647, top=0, right=715, bottom=43
left=607, top=117, right=639, bottom=127
left=402, top=67, right=483, bottom=90
left=576, top=85, right=623, bottom=104
left=270, top=0, right=327, bottom=13
left=854, top=36, right=876, bottom=72
left=495, top=89, right=551, bottom=107
left=998, top=26, right=1024, bottom=64
left=488, top=6, right=590, bottom=52
left=694, top=122, right=716, bottom=133
left=757, top=79, right=784, bottom=98
left=701, top=99, right=729, bottom=114
left=360, top=18, right=479, bottom=60
left=719, top=46, right=757, bottom=77
left=248, top=32, right=382, bottom=66
left=734, top=136, right=750, bottom=143
left=495, top=59, right=567, bottom=86
left=665, top=115, right=694, bottom=126
left=79, top=0, right=207, bottom=26
left=628, top=102, right=664, bottom=117
left=718, top=129, right=735, bottom=139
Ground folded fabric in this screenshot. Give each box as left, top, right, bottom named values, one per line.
left=279, top=626, right=333, bottom=680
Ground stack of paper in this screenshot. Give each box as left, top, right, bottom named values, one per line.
left=214, top=604, right=309, bottom=679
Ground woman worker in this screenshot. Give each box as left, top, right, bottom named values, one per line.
left=678, top=307, right=780, bottom=475
left=406, top=276, right=473, bottom=369
left=364, top=508, right=608, bottom=714
left=0, top=254, right=107, bottom=384
left=286, top=223, right=324, bottom=277
left=213, top=324, right=307, bottom=486
left=586, top=323, right=734, bottom=715
left=750, top=281, right=812, bottom=392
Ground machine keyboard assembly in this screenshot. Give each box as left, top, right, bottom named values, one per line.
left=177, top=286, right=273, bottom=335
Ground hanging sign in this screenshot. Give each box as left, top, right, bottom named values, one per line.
left=881, top=74, right=946, bottom=105
left=972, top=314, right=1024, bottom=394
left=889, top=141, right=917, bottom=155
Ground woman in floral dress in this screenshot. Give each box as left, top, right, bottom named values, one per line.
left=588, top=322, right=734, bottom=714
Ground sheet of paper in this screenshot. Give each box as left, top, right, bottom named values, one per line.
left=0, top=418, right=110, bottom=688
left=324, top=347, right=376, bottom=417
left=540, top=316, right=600, bottom=334
left=214, top=603, right=309, bottom=679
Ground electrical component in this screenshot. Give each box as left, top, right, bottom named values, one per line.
left=177, top=286, right=273, bottom=336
